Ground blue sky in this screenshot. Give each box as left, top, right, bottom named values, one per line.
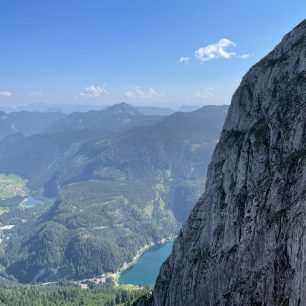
left=0, top=0, right=305, bottom=108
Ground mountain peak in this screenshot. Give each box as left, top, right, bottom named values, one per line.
left=137, top=20, right=306, bottom=306
left=105, top=102, right=142, bottom=116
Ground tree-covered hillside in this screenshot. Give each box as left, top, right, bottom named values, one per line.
left=3, top=181, right=178, bottom=283
left=0, top=283, right=150, bottom=306
left=0, top=104, right=228, bottom=284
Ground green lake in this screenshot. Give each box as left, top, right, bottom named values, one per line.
left=24, top=197, right=44, bottom=208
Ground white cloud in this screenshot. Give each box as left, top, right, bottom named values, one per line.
left=80, top=84, right=108, bottom=98
left=179, top=57, right=191, bottom=64
left=179, top=38, right=251, bottom=65
left=195, top=87, right=214, bottom=99
left=0, top=91, right=12, bottom=97
left=125, top=87, right=161, bottom=99
left=238, top=53, right=250, bottom=59
left=195, top=38, right=236, bottom=62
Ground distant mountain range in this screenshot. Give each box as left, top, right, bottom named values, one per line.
left=0, top=103, right=167, bottom=141
left=0, top=111, right=65, bottom=141
left=47, top=102, right=166, bottom=133
left=0, top=102, right=221, bottom=141
left=177, top=105, right=201, bottom=112
left=0, top=102, right=214, bottom=116
left=0, top=103, right=106, bottom=114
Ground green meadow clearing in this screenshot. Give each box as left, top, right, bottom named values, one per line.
left=0, top=174, right=27, bottom=199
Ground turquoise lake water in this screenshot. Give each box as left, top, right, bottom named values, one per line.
left=118, top=240, right=174, bottom=287
left=24, top=197, right=44, bottom=207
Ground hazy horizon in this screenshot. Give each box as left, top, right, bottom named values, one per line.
left=1, top=1, right=305, bottom=108
left=0, top=100, right=230, bottom=112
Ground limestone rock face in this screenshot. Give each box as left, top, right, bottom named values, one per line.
left=136, top=20, right=306, bottom=306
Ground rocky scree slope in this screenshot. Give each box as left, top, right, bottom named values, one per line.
left=135, top=20, right=306, bottom=306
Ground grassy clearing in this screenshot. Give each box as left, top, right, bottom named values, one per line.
left=0, top=174, right=28, bottom=199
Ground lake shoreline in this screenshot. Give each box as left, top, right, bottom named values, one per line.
left=40, top=237, right=175, bottom=289
left=80, top=236, right=175, bottom=287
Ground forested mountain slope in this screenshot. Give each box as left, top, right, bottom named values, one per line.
left=0, top=105, right=228, bottom=283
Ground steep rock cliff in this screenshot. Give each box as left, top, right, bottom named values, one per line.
left=136, top=20, right=306, bottom=306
